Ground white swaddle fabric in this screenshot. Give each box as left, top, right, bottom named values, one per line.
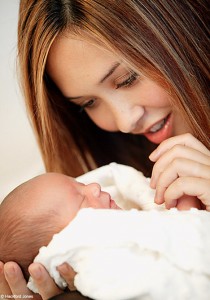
left=27, top=163, right=210, bottom=299
left=77, top=162, right=165, bottom=211
left=28, top=208, right=210, bottom=300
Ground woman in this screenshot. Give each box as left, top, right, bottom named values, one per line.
left=1, top=0, right=209, bottom=298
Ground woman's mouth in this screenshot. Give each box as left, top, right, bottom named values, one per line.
left=143, top=113, right=173, bottom=144
left=149, top=118, right=167, bottom=133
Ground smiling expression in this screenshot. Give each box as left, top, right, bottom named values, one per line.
left=46, top=33, right=192, bottom=144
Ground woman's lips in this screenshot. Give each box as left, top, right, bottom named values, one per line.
left=143, top=113, right=173, bottom=144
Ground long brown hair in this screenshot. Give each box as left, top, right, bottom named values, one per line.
left=18, top=0, right=210, bottom=177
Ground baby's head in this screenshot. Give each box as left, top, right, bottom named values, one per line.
left=0, top=173, right=119, bottom=279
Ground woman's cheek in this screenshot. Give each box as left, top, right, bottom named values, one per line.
left=87, top=110, right=117, bottom=132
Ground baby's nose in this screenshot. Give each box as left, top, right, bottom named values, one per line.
left=86, top=183, right=101, bottom=197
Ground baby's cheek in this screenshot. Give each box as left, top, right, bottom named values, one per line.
left=176, top=195, right=202, bottom=211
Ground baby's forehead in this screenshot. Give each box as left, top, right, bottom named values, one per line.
left=30, top=173, right=84, bottom=203
left=16, top=174, right=87, bottom=229
left=33, top=173, right=78, bottom=188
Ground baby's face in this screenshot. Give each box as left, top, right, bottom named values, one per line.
left=58, top=175, right=120, bottom=223
left=27, top=173, right=120, bottom=229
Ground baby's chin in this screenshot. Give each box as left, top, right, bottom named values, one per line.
left=176, top=195, right=202, bottom=211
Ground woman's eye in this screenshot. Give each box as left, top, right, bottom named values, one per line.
left=79, top=99, right=96, bottom=112
left=115, top=71, right=139, bottom=89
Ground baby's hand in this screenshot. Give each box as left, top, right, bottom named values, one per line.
left=176, top=195, right=202, bottom=210
left=149, top=133, right=210, bottom=210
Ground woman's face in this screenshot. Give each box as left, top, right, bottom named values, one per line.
left=46, top=34, right=191, bottom=144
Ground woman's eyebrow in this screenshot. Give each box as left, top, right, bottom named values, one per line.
left=99, top=62, right=120, bottom=84
left=67, top=62, right=121, bottom=100
left=67, top=95, right=82, bottom=101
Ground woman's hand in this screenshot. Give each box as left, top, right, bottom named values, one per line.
left=28, top=263, right=76, bottom=299
left=28, top=263, right=76, bottom=297
left=149, top=133, right=210, bottom=210
left=28, top=263, right=62, bottom=299
left=1, top=261, right=76, bottom=300
left=57, top=263, right=77, bottom=291
left=0, top=261, right=41, bottom=300
left=0, top=262, right=12, bottom=295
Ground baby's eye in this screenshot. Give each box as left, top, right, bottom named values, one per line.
left=79, top=98, right=96, bottom=112
left=115, top=71, right=139, bottom=89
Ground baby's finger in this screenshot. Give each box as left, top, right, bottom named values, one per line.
left=0, top=262, right=12, bottom=294
left=28, top=263, right=62, bottom=300
left=149, top=133, right=209, bottom=162
left=164, top=177, right=210, bottom=210
left=150, top=145, right=210, bottom=188
left=176, top=195, right=202, bottom=211
left=4, top=262, right=33, bottom=297
left=57, top=263, right=77, bottom=291
left=154, top=159, right=210, bottom=204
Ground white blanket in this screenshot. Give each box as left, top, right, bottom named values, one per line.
left=28, top=164, right=210, bottom=300
left=28, top=209, right=210, bottom=300
left=78, top=162, right=165, bottom=211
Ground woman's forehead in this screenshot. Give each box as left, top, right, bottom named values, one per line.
left=46, top=35, right=120, bottom=97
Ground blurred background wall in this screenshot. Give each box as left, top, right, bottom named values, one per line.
left=0, top=0, right=45, bottom=202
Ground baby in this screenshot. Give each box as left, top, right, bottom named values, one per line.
left=0, top=172, right=120, bottom=280
left=0, top=163, right=203, bottom=298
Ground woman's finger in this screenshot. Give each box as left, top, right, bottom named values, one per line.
left=164, top=177, right=210, bottom=210
left=149, top=133, right=209, bottom=162
left=4, top=262, right=35, bottom=297
left=28, top=263, right=62, bottom=300
left=150, top=144, right=210, bottom=188
left=57, top=263, right=77, bottom=291
left=154, top=159, right=210, bottom=204
left=0, top=262, right=12, bottom=295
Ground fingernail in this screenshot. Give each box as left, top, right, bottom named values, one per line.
left=154, top=191, right=163, bottom=204
left=57, top=263, right=69, bottom=275
left=166, top=199, right=177, bottom=210
left=4, top=266, right=16, bottom=278
left=29, top=266, right=42, bottom=279
left=149, top=149, right=160, bottom=161
left=149, top=151, right=156, bottom=161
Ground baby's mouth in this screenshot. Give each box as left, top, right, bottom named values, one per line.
left=110, top=199, right=121, bottom=209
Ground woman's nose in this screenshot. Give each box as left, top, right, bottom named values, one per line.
left=113, top=104, right=144, bottom=133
